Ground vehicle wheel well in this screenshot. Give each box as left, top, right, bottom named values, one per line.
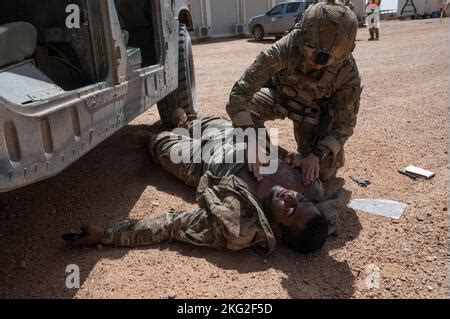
left=178, top=9, right=193, bottom=31
left=253, top=25, right=265, bottom=41
left=253, top=24, right=264, bottom=33
left=157, top=24, right=197, bottom=128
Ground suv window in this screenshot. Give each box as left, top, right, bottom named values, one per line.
left=268, top=4, right=285, bottom=16
left=286, top=2, right=301, bottom=14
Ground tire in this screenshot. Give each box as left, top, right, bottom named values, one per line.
left=157, top=24, right=198, bottom=128
left=254, top=25, right=265, bottom=41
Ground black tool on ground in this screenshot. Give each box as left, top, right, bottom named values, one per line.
left=350, top=176, right=371, bottom=187
left=62, top=232, right=86, bottom=242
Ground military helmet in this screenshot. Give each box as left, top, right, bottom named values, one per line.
left=297, top=1, right=358, bottom=67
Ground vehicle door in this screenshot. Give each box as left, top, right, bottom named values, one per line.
left=279, top=2, right=301, bottom=32
left=264, top=3, right=287, bottom=34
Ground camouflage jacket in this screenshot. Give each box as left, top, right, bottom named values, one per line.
left=227, top=30, right=362, bottom=156
left=102, top=172, right=277, bottom=254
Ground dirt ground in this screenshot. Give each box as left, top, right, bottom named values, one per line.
left=0, top=19, right=448, bottom=299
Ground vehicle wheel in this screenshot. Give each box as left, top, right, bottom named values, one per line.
left=157, top=24, right=198, bottom=128
left=254, top=25, right=265, bottom=41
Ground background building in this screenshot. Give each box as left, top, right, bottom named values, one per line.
left=397, top=0, right=447, bottom=17
left=185, top=0, right=449, bottom=40
left=189, top=0, right=274, bottom=39
left=187, top=0, right=366, bottom=40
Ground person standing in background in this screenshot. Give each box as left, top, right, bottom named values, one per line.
left=366, top=0, right=381, bottom=41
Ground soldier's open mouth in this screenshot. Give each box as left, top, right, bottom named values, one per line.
left=306, top=60, right=323, bottom=70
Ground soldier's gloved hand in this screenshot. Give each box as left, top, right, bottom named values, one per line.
left=245, top=139, right=269, bottom=182
left=300, top=153, right=321, bottom=187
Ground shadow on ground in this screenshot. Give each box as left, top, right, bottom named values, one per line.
left=192, top=37, right=277, bottom=46
left=0, top=122, right=192, bottom=298
left=148, top=169, right=361, bottom=298
left=162, top=202, right=361, bottom=298
left=193, top=37, right=251, bottom=46
left=0, top=122, right=361, bottom=298
left=246, top=39, right=277, bottom=45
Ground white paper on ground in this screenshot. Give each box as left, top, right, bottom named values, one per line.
left=404, top=165, right=435, bottom=179
left=348, top=199, right=407, bottom=219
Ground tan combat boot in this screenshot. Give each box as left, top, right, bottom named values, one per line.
left=368, top=28, right=375, bottom=41
left=171, top=107, right=188, bottom=128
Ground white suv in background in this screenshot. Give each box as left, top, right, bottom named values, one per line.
left=249, top=1, right=314, bottom=41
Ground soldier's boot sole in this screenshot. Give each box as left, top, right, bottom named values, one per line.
left=368, top=28, right=375, bottom=41
left=171, top=107, right=188, bottom=128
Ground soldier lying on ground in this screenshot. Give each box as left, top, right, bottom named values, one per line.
left=66, top=117, right=351, bottom=255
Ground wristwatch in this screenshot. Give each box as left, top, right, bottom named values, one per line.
left=311, top=145, right=327, bottom=160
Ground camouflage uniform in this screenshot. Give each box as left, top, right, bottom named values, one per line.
left=101, top=117, right=348, bottom=253
left=102, top=172, right=278, bottom=254
left=227, top=2, right=362, bottom=181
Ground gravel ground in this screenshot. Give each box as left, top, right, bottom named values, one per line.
left=0, top=19, right=448, bottom=299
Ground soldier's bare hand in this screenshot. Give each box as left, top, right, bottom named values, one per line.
left=248, top=161, right=263, bottom=182
left=246, top=139, right=268, bottom=182
left=301, top=154, right=320, bottom=186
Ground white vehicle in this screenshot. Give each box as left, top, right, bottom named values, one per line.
left=249, top=1, right=314, bottom=41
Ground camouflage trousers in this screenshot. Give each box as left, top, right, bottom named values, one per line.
left=148, top=117, right=247, bottom=187
left=369, top=28, right=380, bottom=40
left=102, top=116, right=281, bottom=249
left=102, top=117, right=255, bottom=248
left=248, top=88, right=345, bottom=181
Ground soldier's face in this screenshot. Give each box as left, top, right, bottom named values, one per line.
left=269, top=186, right=317, bottom=229
left=306, top=59, right=323, bottom=70
left=301, top=45, right=323, bottom=70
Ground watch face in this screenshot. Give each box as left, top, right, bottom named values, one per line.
left=313, top=147, right=324, bottom=158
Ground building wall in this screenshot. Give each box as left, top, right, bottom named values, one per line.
left=190, top=0, right=205, bottom=32
left=398, top=0, right=442, bottom=16
left=189, top=0, right=284, bottom=39
left=352, top=0, right=365, bottom=21
left=210, top=0, right=238, bottom=36
left=319, top=0, right=365, bottom=21
left=244, top=0, right=272, bottom=24
left=188, top=0, right=369, bottom=39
